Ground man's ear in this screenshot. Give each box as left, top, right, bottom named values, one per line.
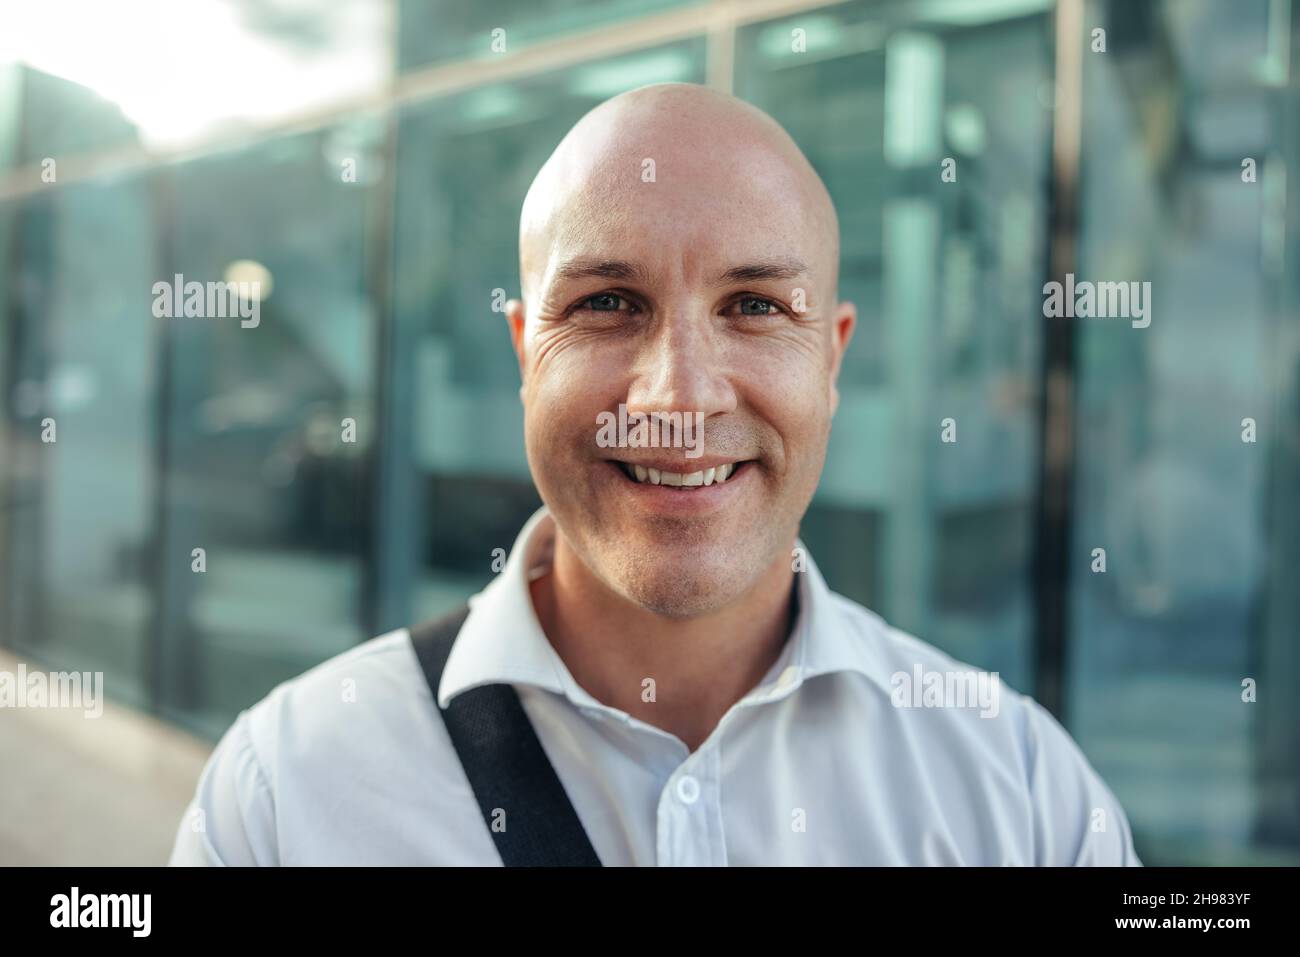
left=506, top=298, right=528, bottom=398
left=827, top=299, right=856, bottom=416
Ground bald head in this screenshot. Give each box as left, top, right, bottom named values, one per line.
left=518, top=82, right=840, bottom=308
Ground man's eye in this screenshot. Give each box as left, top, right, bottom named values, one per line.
left=734, top=297, right=782, bottom=317
left=578, top=293, right=631, bottom=313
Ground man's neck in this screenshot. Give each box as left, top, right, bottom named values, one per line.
left=529, top=537, right=798, bottom=753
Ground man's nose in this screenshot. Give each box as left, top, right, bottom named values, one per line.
left=624, top=315, right=737, bottom=423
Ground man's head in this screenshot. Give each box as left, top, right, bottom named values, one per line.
left=507, top=82, right=855, bottom=618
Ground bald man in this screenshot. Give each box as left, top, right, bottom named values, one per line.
left=170, top=83, right=1140, bottom=867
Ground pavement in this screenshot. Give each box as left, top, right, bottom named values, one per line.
left=0, top=648, right=213, bottom=866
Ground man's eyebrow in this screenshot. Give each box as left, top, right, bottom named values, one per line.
left=551, top=258, right=651, bottom=285
left=709, top=257, right=810, bottom=286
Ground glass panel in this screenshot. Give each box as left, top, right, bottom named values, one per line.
left=1069, top=0, right=1300, bottom=864
left=388, top=40, right=708, bottom=628
left=398, top=0, right=706, bottom=73
left=736, top=0, right=1054, bottom=692
left=154, top=119, right=383, bottom=737
left=0, top=175, right=161, bottom=709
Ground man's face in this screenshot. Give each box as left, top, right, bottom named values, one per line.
left=509, top=87, right=855, bottom=618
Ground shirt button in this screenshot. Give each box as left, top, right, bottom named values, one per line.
left=675, top=775, right=700, bottom=805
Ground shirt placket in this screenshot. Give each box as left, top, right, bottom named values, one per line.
left=656, top=740, right=726, bottom=866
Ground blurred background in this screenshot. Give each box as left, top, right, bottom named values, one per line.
left=0, top=0, right=1297, bottom=866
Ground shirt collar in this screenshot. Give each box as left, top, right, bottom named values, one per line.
left=436, top=505, right=895, bottom=710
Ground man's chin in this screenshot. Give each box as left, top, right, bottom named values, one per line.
left=607, top=558, right=757, bottom=619
left=547, top=499, right=790, bottom=618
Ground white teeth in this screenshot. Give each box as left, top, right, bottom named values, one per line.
left=623, top=462, right=742, bottom=487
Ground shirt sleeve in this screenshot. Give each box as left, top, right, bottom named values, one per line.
left=168, top=711, right=279, bottom=866
left=1020, top=695, right=1142, bottom=866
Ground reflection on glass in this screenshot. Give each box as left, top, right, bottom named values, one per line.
left=154, top=120, right=383, bottom=737
left=1069, top=0, right=1300, bottom=864
left=0, top=176, right=160, bottom=709
left=398, top=0, right=705, bottom=72
left=0, top=0, right=392, bottom=155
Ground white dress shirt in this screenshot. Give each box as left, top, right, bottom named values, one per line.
left=169, top=506, right=1141, bottom=866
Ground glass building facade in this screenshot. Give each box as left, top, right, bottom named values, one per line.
left=0, top=0, right=1297, bottom=865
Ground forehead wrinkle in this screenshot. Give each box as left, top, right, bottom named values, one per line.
left=551, top=257, right=652, bottom=286
left=710, top=257, right=810, bottom=287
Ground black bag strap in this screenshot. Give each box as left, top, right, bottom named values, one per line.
left=408, top=605, right=603, bottom=867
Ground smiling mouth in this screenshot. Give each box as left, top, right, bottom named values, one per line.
left=612, top=460, right=752, bottom=488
